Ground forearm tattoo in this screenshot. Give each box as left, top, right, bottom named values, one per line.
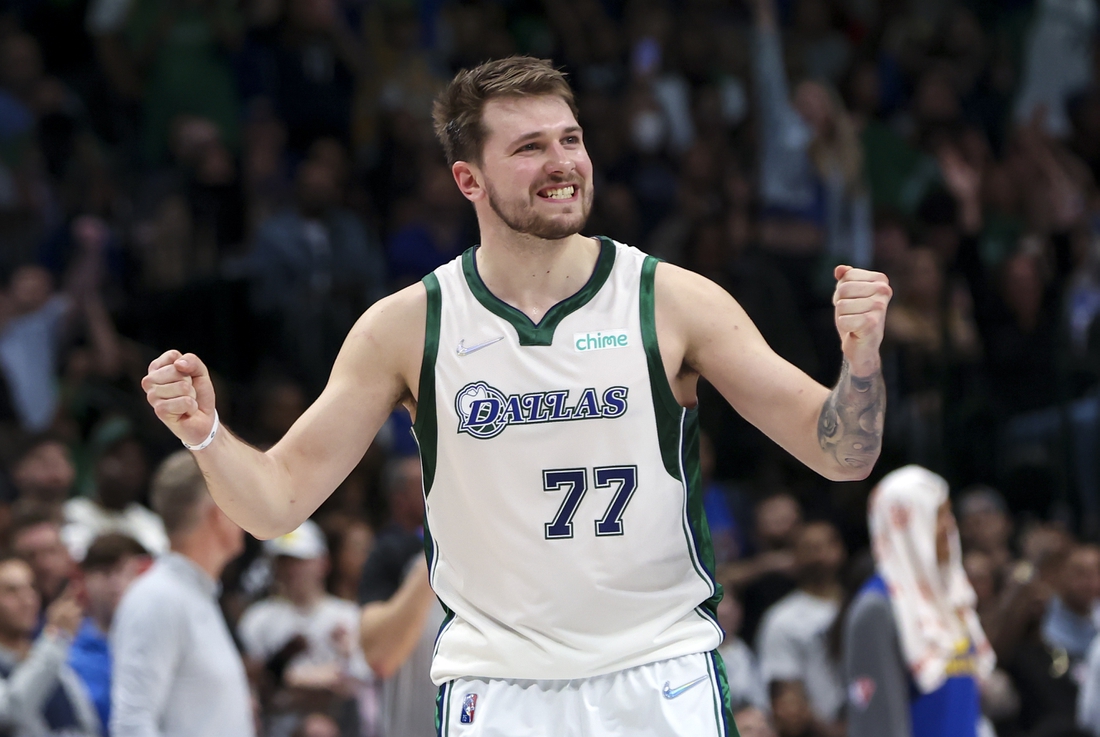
left=817, top=359, right=886, bottom=472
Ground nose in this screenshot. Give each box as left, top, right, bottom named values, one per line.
left=544, top=142, right=576, bottom=177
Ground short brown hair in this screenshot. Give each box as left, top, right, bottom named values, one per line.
left=150, top=451, right=210, bottom=536
left=81, top=533, right=149, bottom=572
left=432, top=56, right=578, bottom=166
left=8, top=503, right=62, bottom=546
left=10, top=431, right=70, bottom=468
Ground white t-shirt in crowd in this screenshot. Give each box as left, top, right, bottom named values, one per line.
left=717, top=636, right=769, bottom=712
left=756, top=589, right=844, bottom=721
left=238, top=594, right=373, bottom=684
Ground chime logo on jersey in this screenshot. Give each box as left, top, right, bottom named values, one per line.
left=455, top=381, right=629, bottom=439
left=574, top=329, right=629, bottom=352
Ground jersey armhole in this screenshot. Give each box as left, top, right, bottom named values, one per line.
left=413, top=272, right=441, bottom=495
left=642, top=256, right=723, bottom=617
left=640, top=256, right=688, bottom=480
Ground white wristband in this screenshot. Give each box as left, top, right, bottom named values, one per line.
left=182, top=410, right=220, bottom=451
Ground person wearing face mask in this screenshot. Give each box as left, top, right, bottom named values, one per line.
left=844, top=465, right=996, bottom=737
left=630, top=106, right=667, bottom=156
left=620, top=89, right=679, bottom=238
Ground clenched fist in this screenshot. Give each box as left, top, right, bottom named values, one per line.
left=832, top=265, right=892, bottom=371
left=142, top=350, right=218, bottom=448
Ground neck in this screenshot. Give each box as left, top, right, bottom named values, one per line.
left=287, top=588, right=325, bottom=609
left=473, top=232, right=600, bottom=322
left=800, top=580, right=842, bottom=600
left=90, top=607, right=111, bottom=634
left=333, top=578, right=357, bottom=601
left=171, top=534, right=230, bottom=581
left=0, top=631, right=30, bottom=658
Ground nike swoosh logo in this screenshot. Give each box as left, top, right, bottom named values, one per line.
left=661, top=675, right=709, bottom=699
left=456, top=336, right=504, bottom=356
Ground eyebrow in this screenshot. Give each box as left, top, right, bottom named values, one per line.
left=507, top=126, right=582, bottom=149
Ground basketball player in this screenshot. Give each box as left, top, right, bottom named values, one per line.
left=142, top=57, right=891, bottom=736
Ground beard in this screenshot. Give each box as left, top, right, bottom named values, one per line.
left=486, top=180, right=594, bottom=241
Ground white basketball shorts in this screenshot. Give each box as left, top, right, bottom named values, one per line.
left=434, top=651, right=738, bottom=736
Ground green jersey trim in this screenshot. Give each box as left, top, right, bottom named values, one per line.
left=413, top=273, right=444, bottom=593
left=435, top=682, right=447, bottom=737
left=680, top=410, right=723, bottom=618
left=641, top=256, right=724, bottom=630
left=420, top=483, right=457, bottom=682
left=460, top=236, right=617, bottom=346
left=639, top=256, right=685, bottom=480
left=707, top=650, right=739, bottom=737
left=414, top=272, right=442, bottom=497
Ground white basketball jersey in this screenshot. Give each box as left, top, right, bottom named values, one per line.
left=414, top=237, right=723, bottom=684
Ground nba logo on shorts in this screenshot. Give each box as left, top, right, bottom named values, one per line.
left=848, top=677, right=876, bottom=711
left=460, top=693, right=477, bottom=724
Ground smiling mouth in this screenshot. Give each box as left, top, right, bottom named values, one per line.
left=537, top=184, right=578, bottom=201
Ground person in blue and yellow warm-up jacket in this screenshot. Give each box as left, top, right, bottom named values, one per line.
left=844, top=466, right=996, bottom=737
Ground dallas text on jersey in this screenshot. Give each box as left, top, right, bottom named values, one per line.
left=455, top=382, right=629, bottom=440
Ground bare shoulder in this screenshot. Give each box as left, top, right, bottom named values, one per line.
left=652, top=260, right=732, bottom=315
left=651, top=261, right=755, bottom=347
left=333, top=282, right=428, bottom=399
left=265, top=284, right=430, bottom=491
left=348, top=282, right=428, bottom=342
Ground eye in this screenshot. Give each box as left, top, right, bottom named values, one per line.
left=517, top=142, right=540, bottom=153
left=563, top=135, right=581, bottom=145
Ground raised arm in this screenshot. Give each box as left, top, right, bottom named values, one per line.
left=67, top=216, right=122, bottom=377
left=657, top=262, right=890, bottom=481
left=142, top=284, right=426, bottom=539
left=750, top=0, right=797, bottom=137
left=359, top=559, right=437, bottom=679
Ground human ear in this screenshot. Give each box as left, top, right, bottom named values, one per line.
left=452, top=161, right=485, bottom=202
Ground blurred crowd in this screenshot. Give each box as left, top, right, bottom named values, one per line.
left=0, top=0, right=1100, bottom=734
left=715, top=480, right=1100, bottom=737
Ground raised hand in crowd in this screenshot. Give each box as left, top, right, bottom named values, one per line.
left=69, top=215, right=122, bottom=378
left=44, top=584, right=83, bottom=638
left=938, top=145, right=983, bottom=234
left=1016, top=112, right=1089, bottom=231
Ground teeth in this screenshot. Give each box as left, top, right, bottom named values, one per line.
left=543, top=186, right=575, bottom=199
